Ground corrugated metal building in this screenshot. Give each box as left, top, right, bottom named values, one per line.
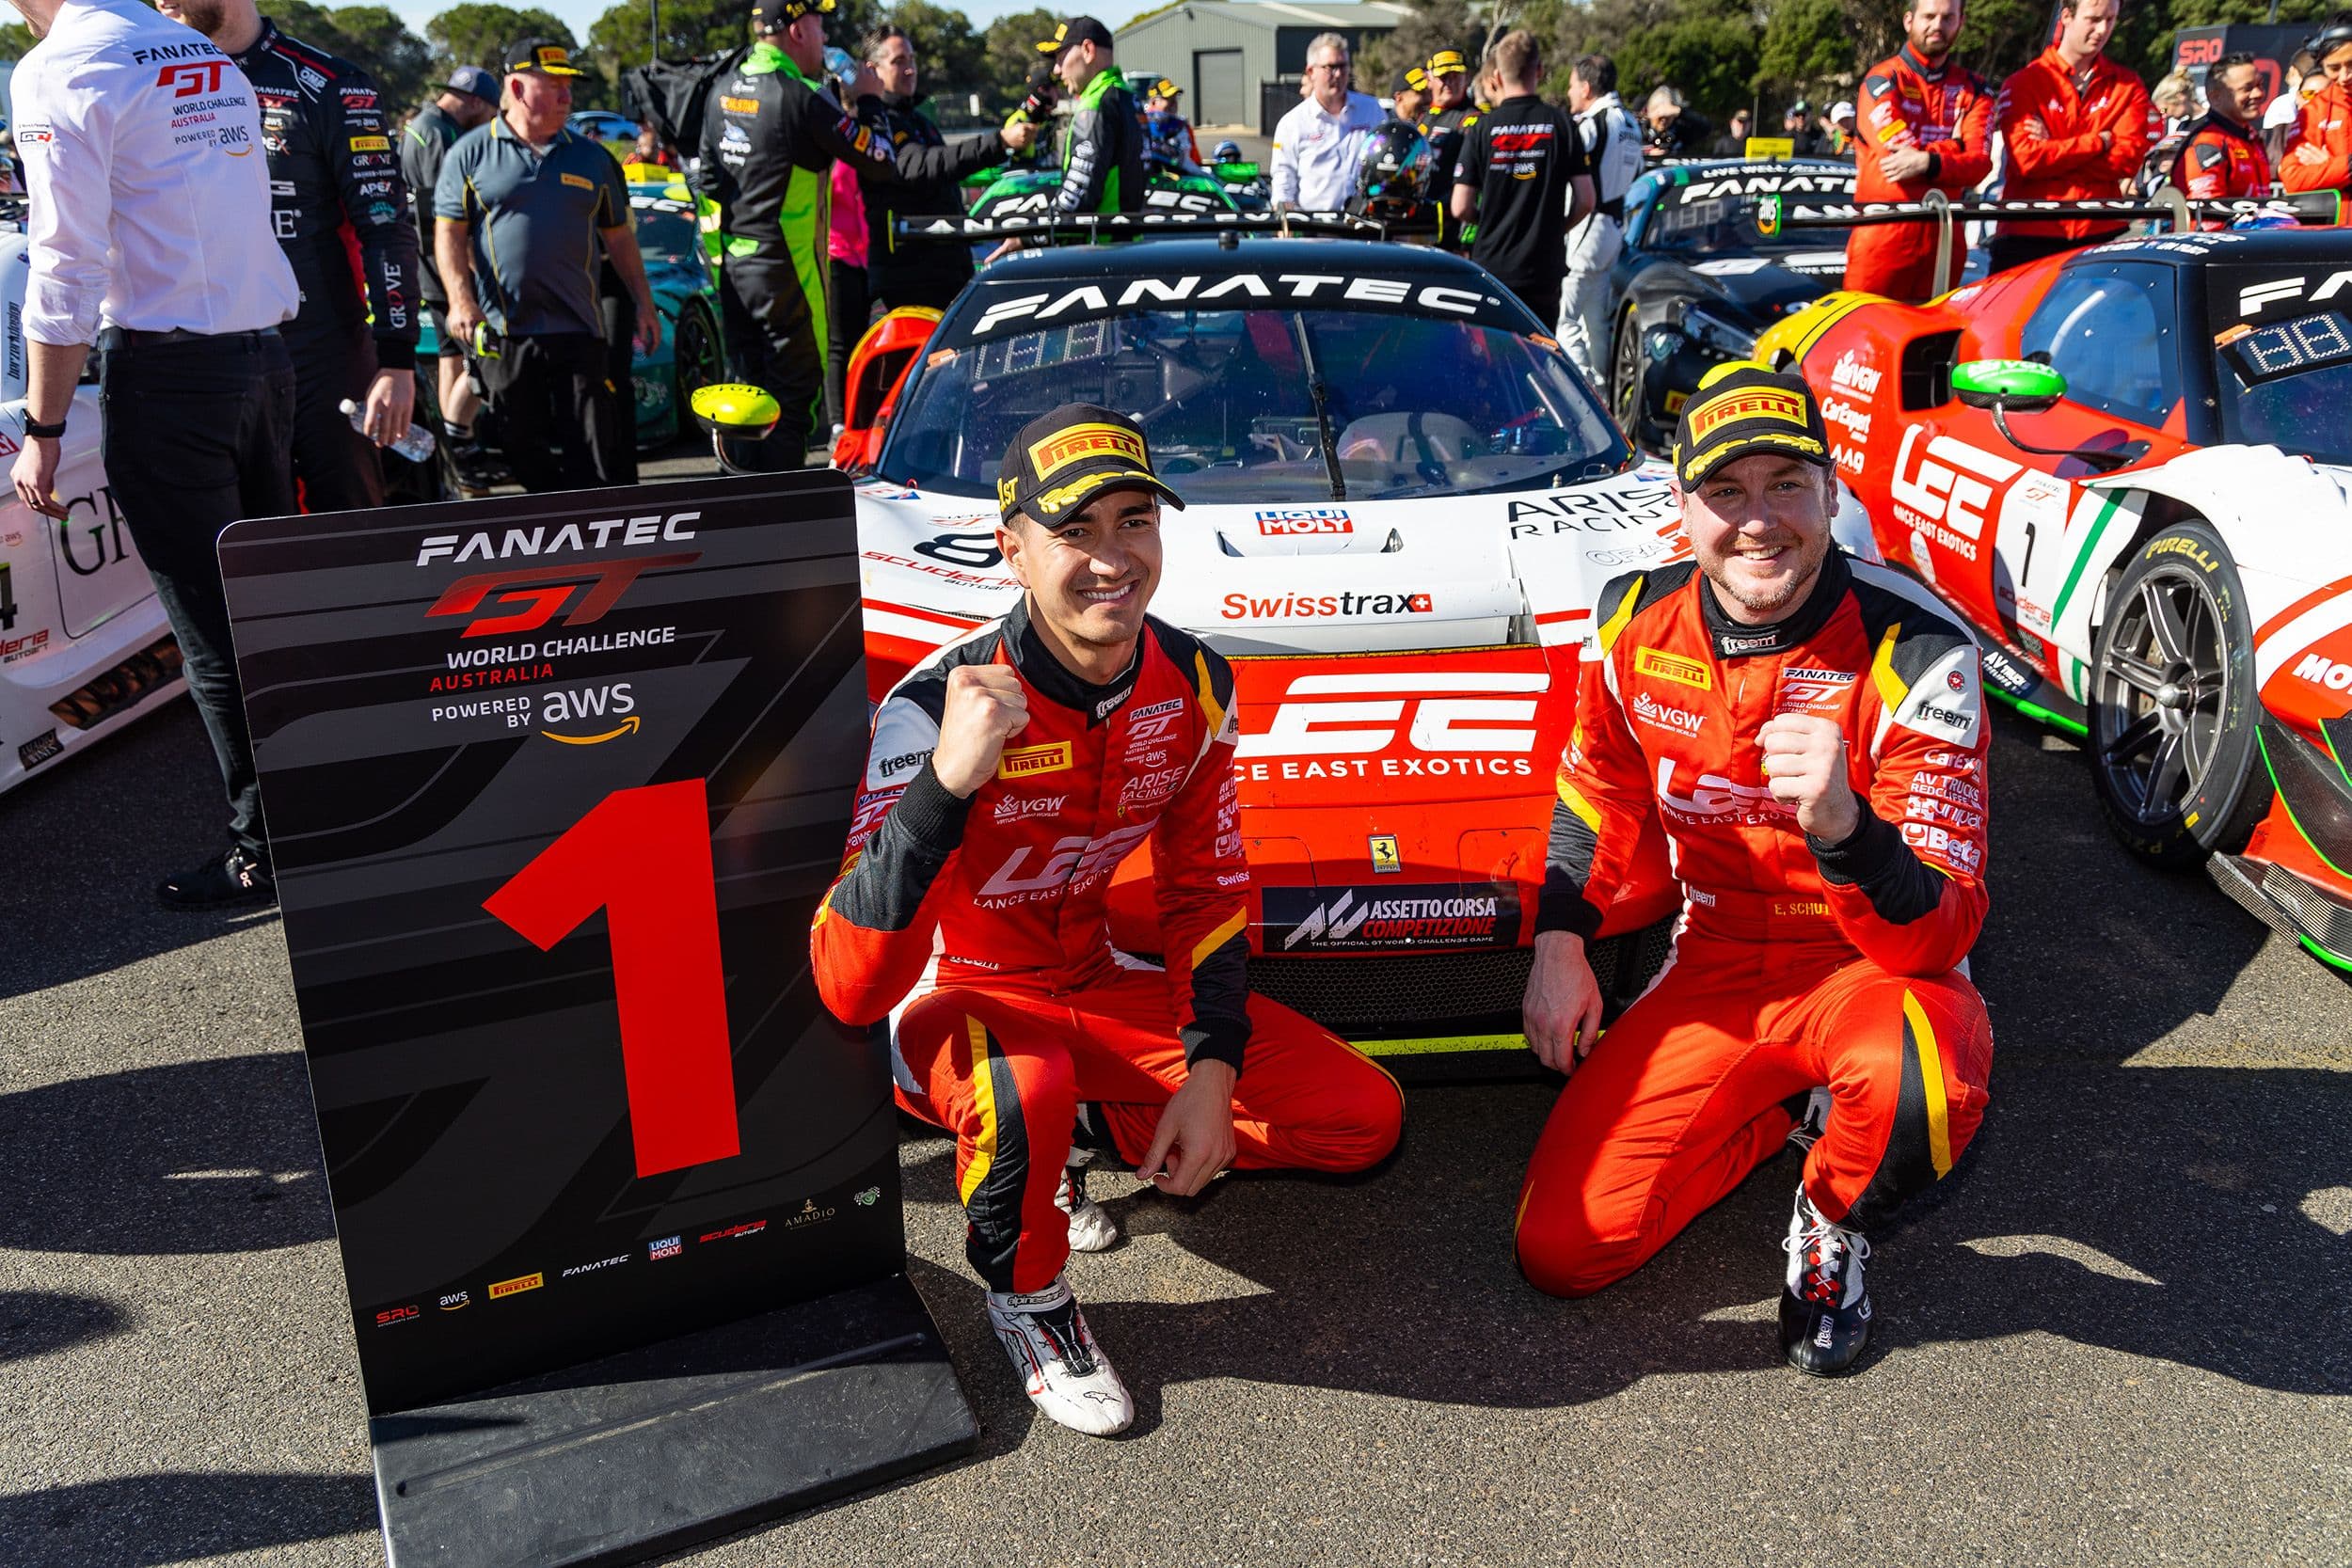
left=1116, top=1, right=1408, bottom=134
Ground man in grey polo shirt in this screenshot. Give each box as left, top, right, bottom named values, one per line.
left=435, top=38, right=657, bottom=492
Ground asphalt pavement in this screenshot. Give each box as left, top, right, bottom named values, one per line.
left=4, top=607, right=2350, bottom=1565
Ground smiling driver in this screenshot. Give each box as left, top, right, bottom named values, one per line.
left=811, top=403, right=1403, bottom=1433
left=1514, top=364, right=1995, bottom=1376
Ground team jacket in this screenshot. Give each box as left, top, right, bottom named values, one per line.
left=2282, top=78, right=2352, bottom=196
left=2171, top=109, right=2274, bottom=214
left=811, top=601, right=1252, bottom=1071
left=1994, top=47, right=2161, bottom=240
left=860, top=94, right=1000, bottom=303
left=1535, top=551, right=1990, bottom=977
left=1854, top=49, right=1994, bottom=204
left=235, top=19, right=419, bottom=366
left=1057, top=67, right=1145, bottom=214
left=695, top=41, right=903, bottom=268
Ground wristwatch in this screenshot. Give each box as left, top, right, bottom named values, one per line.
left=22, top=417, right=66, bottom=439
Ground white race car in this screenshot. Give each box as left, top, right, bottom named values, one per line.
left=0, top=230, right=182, bottom=796
left=835, top=234, right=1878, bottom=1056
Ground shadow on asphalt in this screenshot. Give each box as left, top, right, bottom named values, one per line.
left=0, top=1471, right=377, bottom=1564
left=0, top=1053, right=332, bottom=1254
left=0, top=1291, right=133, bottom=1364
left=1, top=703, right=278, bottom=1000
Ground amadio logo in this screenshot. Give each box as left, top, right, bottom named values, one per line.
left=425, top=554, right=697, bottom=639
left=156, top=60, right=227, bottom=96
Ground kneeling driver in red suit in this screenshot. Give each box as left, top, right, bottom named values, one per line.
left=1515, top=365, right=1994, bottom=1375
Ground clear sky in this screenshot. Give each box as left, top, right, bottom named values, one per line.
left=387, top=0, right=1156, bottom=48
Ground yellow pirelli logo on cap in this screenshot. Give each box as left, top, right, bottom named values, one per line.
left=561, top=172, right=594, bottom=188
left=998, top=740, right=1074, bottom=778
left=1635, top=646, right=1713, bottom=689
left=1027, top=422, right=1145, bottom=478
left=1689, top=387, right=1808, bottom=442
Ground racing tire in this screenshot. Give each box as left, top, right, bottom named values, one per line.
left=1609, top=305, right=1645, bottom=447
left=672, top=298, right=723, bottom=426
left=2087, top=520, right=2273, bottom=869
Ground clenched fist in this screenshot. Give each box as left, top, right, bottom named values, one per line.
left=1758, top=711, right=1861, bottom=842
left=930, top=665, right=1030, bottom=797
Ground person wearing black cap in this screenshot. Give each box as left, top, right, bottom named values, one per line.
left=1039, top=15, right=1145, bottom=214
left=1142, top=74, right=1200, bottom=173
left=1514, top=363, right=1995, bottom=1378
left=696, top=0, right=1034, bottom=468
left=1392, top=63, right=1430, bottom=124
left=811, top=404, right=1403, bottom=1436
left=435, top=39, right=660, bottom=492
left=401, top=65, right=500, bottom=479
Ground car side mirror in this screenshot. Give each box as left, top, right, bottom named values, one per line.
left=691, top=383, right=780, bottom=442
left=1952, top=358, right=2066, bottom=415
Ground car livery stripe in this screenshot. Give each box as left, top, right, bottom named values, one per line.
left=2048, top=492, right=2123, bottom=630
left=1901, top=989, right=1953, bottom=1178
left=865, top=596, right=979, bottom=628
left=2258, top=728, right=2352, bottom=879
left=957, top=1016, right=997, bottom=1205
left=1358, top=1031, right=1530, bottom=1056
left=1778, top=292, right=1876, bottom=365
left=2254, top=595, right=2352, bottom=690
left=2255, top=577, right=2352, bottom=645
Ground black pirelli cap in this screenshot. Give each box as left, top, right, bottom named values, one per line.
left=997, top=404, right=1186, bottom=524
left=1670, top=361, right=1835, bottom=488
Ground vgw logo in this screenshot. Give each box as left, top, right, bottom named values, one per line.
left=424, top=554, right=698, bottom=639
left=156, top=60, right=227, bottom=96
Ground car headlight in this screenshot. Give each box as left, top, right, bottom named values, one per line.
left=1682, top=303, right=1759, bottom=360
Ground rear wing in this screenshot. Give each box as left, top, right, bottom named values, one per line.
left=893, top=209, right=1440, bottom=246
left=1756, top=188, right=2346, bottom=287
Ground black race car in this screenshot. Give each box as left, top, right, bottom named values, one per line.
left=1604, top=159, right=1860, bottom=451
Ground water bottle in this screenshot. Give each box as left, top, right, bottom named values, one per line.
left=823, top=46, right=860, bottom=100
left=340, top=398, right=437, bottom=464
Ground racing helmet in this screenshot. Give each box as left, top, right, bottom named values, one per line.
left=1213, top=138, right=1244, bottom=165
left=1355, top=119, right=1433, bottom=205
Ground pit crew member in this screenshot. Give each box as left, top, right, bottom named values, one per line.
left=1040, top=16, right=1144, bottom=215
left=1515, top=365, right=1994, bottom=1377
left=1844, top=0, right=1993, bottom=303
left=401, top=66, right=498, bottom=475
left=1562, top=51, right=1644, bottom=380
left=1991, top=0, right=2159, bottom=274
left=1143, top=75, right=1200, bottom=172
left=2172, top=51, right=2274, bottom=217
left=811, top=404, right=1403, bottom=1435
left=160, top=0, right=421, bottom=513
left=2282, top=15, right=2352, bottom=199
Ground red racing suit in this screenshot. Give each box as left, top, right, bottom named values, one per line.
left=1994, top=48, right=2161, bottom=243
left=1845, top=48, right=1994, bottom=302
left=2281, top=78, right=2352, bottom=198
left=2169, top=110, right=2274, bottom=224
left=1515, top=551, right=1994, bottom=1297
left=812, top=600, right=1402, bottom=1293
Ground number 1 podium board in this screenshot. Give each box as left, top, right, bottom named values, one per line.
left=218, top=471, right=976, bottom=1567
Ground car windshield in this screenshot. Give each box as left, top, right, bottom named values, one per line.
left=634, top=204, right=701, bottom=267
left=2212, top=305, right=2352, bottom=466
left=875, top=307, right=1628, bottom=503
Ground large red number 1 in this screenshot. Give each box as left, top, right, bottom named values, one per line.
left=485, top=780, right=742, bottom=1177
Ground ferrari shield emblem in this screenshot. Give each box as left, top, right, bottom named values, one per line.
left=1369, top=834, right=1401, bottom=874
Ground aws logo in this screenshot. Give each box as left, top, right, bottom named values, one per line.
left=538, top=682, right=639, bottom=744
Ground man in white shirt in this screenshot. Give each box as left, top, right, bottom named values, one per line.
left=1271, top=32, right=1382, bottom=211
left=1561, top=52, right=1645, bottom=382
left=6, top=0, right=301, bottom=910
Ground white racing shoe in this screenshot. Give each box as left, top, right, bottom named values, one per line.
left=987, top=1275, right=1134, bottom=1435
left=1779, top=1184, right=1873, bottom=1377
left=1057, top=1161, right=1119, bottom=1253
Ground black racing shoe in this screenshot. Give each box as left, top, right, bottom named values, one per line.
left=1779, top=1184, right=1872, bottom=1377
left=158, top=846, right=277, bottom=911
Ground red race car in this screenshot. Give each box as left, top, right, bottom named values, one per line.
left=1758, top=226, right=2352, bottom=969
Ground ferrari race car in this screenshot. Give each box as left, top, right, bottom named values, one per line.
left=1758, top=225, right=2352, bottom=968
left=836, top=230, right=1696, bottom=1054
left=0, top=228, right=183, bottom=797
left=1607, top=160, right=1865, bottom=451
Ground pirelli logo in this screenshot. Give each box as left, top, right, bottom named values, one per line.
left=1635, top=646, right=1713, bottom=689
left=561, top=172, right=594, bottom=189
left=349, top=135, right=389, bottom=151
left=1027, top=422, right=1145, bottom=478
left=998, top=740, right=1074, bottom=779
left=488, top=1272, right=544, bottom=1300
left=721, top=96, right=759, bottom=113
left=1689, top=388, right=1808, bottom=441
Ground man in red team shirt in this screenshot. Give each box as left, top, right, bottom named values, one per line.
left=1992, top=0, right=2160, bottom=274
left=810, top=404, right=1403, bottom=1435
left=2172, top=52, right=2274, bottom=219
left=2282, top=16, right=2352, bottom=200
left=1844, top=0, right=1993, bottom=302
left=1514, top=365, right=1995, bottom=1377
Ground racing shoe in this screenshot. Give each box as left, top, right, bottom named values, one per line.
left=987, top=1275, right=1133, bottom=1435
left=1784, top=1086, right=1832, bottom=1156
left=1057, top=1160, right=1119, bottom=1253
left=158, top=845, right=277, bottom=911
left=1779, top=1184, right=1872, bottom=1377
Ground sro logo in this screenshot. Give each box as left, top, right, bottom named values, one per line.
left=1236, top=671, right=1548, bottom=758
left=425, top=553, right=697, bottom=638
left=156, top=60, right=227, bottom=96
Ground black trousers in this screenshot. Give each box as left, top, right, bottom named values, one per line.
left=478, top=332, right=623, bottom=494
left=99, top=329, right=297, bottom=863
left=285, top=314, right=385, bottom=514
left=1495, top=273, right=1564, bottom=338
left=824, top=255, right=870, bottom=435
left=716, top=255, right=821, bottom=472
left=1986, top=230, right=2117, bottom=276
